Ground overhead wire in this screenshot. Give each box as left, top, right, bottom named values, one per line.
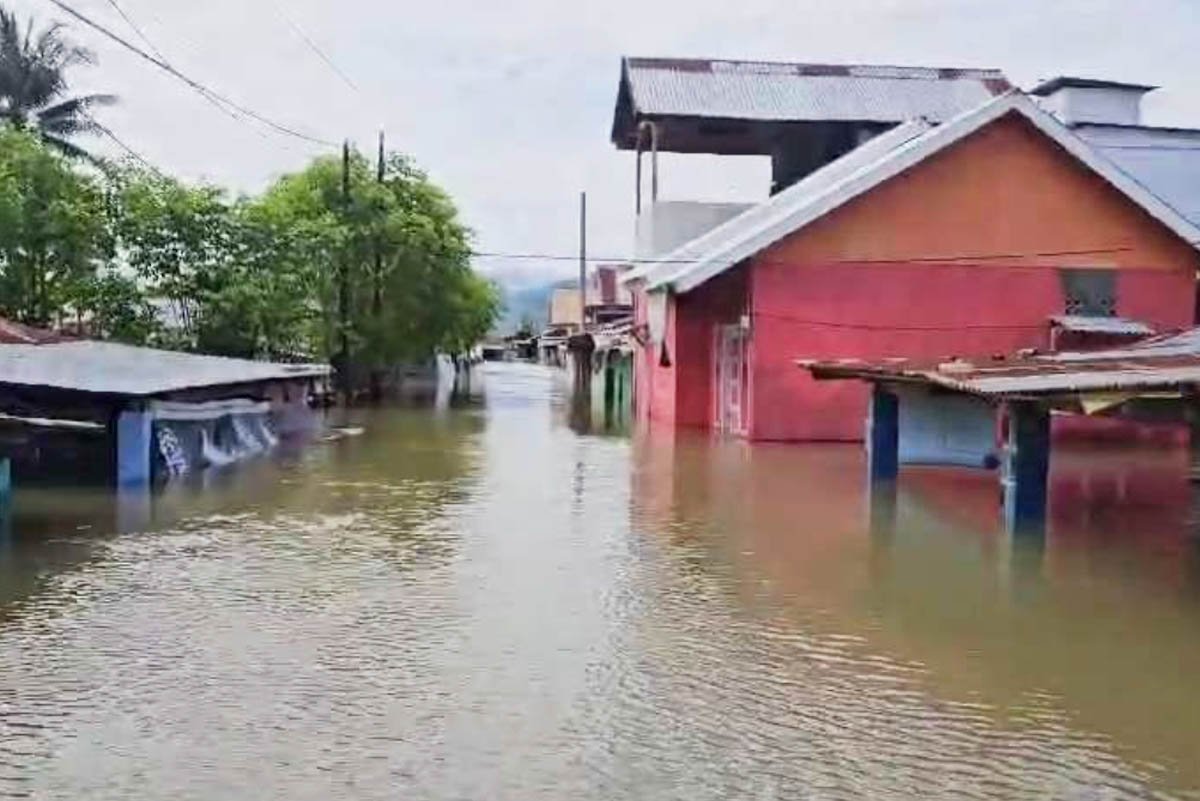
left=101, top=0, right=164, bottom=61
left=266, top=0, right=359, bottom=93
left=468, top=243, right=1144, bottom=266
left=95, top=0, right=268, bottom=136
left=45, top=0, right=338, bottom=147
left=83, top=110, right=162, bottom=174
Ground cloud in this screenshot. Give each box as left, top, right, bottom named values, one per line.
left=9, top=0, right=1200, bottom=286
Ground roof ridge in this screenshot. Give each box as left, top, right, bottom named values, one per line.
left=623, top=56, right=1008, bottom=81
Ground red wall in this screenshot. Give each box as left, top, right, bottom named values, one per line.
left=632, top=113, right=1200, bottom=440
left=633, top=268, right=747, bottom=428
left=749, top=262, right=1193, bottom=441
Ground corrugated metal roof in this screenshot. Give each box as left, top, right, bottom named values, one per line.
left=1074, top=124, right=1200, bottom=226
left=644, top=93, right=1200, bottom=294
left=622, top=58, right=1010, bottom=124
left=0, top=341, right=330, bottom=397
left=1049, top=315, right=1155, bottom=335
left=803, top=327, right=1200, bottom=398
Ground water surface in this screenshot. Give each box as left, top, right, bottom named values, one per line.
left=0, top=364, right=1198, bottom=800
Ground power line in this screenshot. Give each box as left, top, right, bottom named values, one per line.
left=83, top=111, right=162, bottom=174
left=96, top=0, right=262, bottom=134
left=101, top=0, right=164, bottom=61
left=469, top=243, right=1145, bottom=266
left=266, top=0, right=359, bottom=93
left=45, top=0, right=338, bottom=148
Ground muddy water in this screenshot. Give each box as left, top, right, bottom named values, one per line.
left=0, top=363, right=1197, bottom=800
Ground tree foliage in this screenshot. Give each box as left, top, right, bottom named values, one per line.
left=0, top=127, right=498, bottom=387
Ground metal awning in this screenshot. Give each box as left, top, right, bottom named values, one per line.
left=801, top=327, right=1200, bottom=399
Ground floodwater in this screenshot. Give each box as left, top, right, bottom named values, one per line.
left=1, top=363, right=1199, bottom=800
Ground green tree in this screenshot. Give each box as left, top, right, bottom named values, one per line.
left=0, top=7, right=115, bottom=159
left=0, top=126, right=110, bottom=325
left=107, top=166, right=233, bottom=348
left=255, top=148, right=498, bottom=384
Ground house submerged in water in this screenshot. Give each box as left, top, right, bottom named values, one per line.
left=613, top=58, right=1200, bottom=441
left=0, top=321, right=329, bottom=489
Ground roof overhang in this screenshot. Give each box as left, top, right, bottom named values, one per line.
left=612, top=57, right=1011, bottom=155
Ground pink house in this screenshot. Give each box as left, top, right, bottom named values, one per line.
left=615, top=72, right=1200, bottom=442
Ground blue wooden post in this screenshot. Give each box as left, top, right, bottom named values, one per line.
left=1002, top=401, right=1051, bottom=533
left=117, top=408, right=153, bottom=487
left=868, top=385, right=900, bottom=482
left=0, top=457, right=9, bottom=541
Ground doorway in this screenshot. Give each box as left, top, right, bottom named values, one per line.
left=714, top=324, right=749, bottom=435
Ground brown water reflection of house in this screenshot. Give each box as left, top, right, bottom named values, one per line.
left=630, top=430, right=1200, bottom=791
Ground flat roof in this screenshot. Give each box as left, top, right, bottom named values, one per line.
left=1030, top=76, right=1158, bottom=96
left=0, top=341, right=330, bottom=398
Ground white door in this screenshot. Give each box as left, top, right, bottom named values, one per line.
left=714, top=324, right=748, bottom=435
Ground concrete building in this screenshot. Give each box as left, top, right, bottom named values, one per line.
left=615, top=69, right=1200, bottom=441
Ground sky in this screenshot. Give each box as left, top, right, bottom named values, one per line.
left=10, top=0, right=1200, bottom=288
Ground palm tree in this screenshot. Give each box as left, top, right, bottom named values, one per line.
left=0, top=7, right=115, bottom=159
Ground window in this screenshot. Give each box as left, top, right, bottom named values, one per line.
left=1060, top=269, right=1116, bottom=317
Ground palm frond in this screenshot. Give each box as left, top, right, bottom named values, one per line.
left=0, top=7, right=111, bottom=154
left=40, top=132, right=96, bottom=161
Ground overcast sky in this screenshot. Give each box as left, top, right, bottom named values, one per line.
left=10, top=0, right=1200, bottom=286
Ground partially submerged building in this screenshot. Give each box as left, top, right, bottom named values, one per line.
left=805, top=327, right=1200, bottom=531
left=0, top=335, right=329, bottom=487
left=613, top=59, right=1200, bottom=441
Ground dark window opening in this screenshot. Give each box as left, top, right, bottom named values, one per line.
left=1060, top=269, right=1116, bottom=317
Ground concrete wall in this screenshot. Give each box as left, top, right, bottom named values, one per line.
left=749, top=262, right=1192, bottom=442
left=1038, top=86, right=1145, bottom=127
left=634, top=113, right=1198, bottom=442
left=634, top=201, right=752, bottom=259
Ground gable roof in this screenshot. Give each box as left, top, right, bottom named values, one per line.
left=644, top=92, right=1200, bottom=295
left=623, top=118, right=934, bottom=287
left=1073, top=123, right=1200, bottom=226
left=612, top=58, right=1010, bottom=150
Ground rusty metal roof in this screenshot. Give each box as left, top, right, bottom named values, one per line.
left=0, top=341, right=330, bottom=397
left=801, top=327, right=1200, bottom=399
left=613, top=57, right=1011, bottom=150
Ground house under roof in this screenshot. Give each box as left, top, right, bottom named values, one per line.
left=611, top=57, right=1012, bottom=155
left=630, top=91, right=1200, bottom=295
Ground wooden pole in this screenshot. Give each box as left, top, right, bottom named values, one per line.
left=579, top=191, right=587, bottom=330
left=369, top=131, right=385, bottom=401
left=374, top=129, right=385, bottom=321
left=338, top=140, right=351, bottom=397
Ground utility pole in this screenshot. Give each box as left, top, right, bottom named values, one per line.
left=374, top=130, right=385, bottom=321
left=579, top=191, right=587, bottom=330
left=338, top=139, right=351, bottom=396
left=369, top=131, right=385, bottom=401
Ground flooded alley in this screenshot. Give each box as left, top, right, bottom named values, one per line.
left=0, top=363, right=1198, bottom=800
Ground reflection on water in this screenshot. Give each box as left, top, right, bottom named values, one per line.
left=0, top=363, right=1198, bottom=800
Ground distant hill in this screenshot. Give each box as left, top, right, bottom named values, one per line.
left=493, top=281, right=574, bottom=335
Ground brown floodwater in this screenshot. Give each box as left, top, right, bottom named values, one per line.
left=0, top=363, right=1198, bottom=800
